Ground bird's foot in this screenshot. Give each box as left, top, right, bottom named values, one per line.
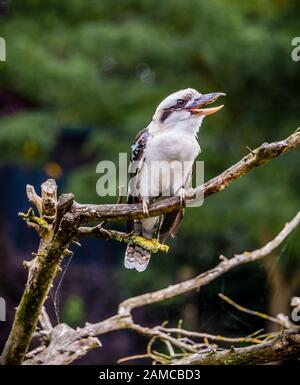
left=142, top=200, right=150, bottom=216
left=130, top=235, right=169, bottom=253
left=186, top=187, right=196, bottom=199
left=178, top=187, right=186, bottom=207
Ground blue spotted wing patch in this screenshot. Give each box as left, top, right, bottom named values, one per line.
left=127, top=127, right=151, bottom=219
left=130, top=127, right=150, bottom=164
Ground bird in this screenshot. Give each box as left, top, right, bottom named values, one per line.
left=125, top=88, right=225, bottom=272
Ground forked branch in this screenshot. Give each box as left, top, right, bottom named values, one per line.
left=1, top=129, right=300, bottom=365
left=25, top=210, right=300, bottom=364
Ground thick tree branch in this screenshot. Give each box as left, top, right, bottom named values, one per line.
left=1, top=184, right=79, bottom=365
left=2, top=129, right=299, bottom=365
left=172, top=327, right=300, bottom=365
left=24, top=324, right=101, bottom=365
left=72, top=129, right=300, bottom=223
left=24, top=210, right=300, bottom=364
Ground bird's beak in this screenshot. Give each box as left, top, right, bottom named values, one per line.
left=187, top=92, right=226, bottom=116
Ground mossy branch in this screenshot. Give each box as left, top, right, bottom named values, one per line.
left=172, top=327, right=300, bottom=365
left=1, top=181, right=79, bottom=365
left=78, top=225, right=169, bottom=253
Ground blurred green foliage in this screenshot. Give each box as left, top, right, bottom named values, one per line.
left=62, top=295, right=85, bottom=327
left=1, top=0, right=299, bottom=297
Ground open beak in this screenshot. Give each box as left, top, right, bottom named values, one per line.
left=187, top=92, right=225, bottom=116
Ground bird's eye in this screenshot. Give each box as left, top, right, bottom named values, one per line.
left=176, top=99, right=185, bottom=107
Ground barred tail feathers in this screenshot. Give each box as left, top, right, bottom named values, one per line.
left=124, top=244, right=151, bottom=272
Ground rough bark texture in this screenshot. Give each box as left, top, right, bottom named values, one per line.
left=24, top=324, right=101, bottom=365
left=1, top=186, right=79, bottom=365
left=72, top=129, right=300, bottom=223
left=1, top=129, right=300, bottom=365
left=24, top=209, right=300, bottom=364
left=172, top=327, right=300, bottom=365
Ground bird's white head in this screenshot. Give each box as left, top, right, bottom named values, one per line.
left=152, top=88, right=225, bottom=134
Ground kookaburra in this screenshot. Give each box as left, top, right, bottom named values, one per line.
left=125, top=88, right=225, bottom=272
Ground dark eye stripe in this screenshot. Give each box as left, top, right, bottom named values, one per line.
left=160, top=109, right=172, bottom=123
left=159, top=97, right=189, bottom=123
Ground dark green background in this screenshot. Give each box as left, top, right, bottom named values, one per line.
left=0, top=0, right=299, bottom=364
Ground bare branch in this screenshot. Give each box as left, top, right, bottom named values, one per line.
left=172, top=327, right=300, bottom=365
left=218, top=293, right=287, bottom=328
left=3, top=130, right=300, bottom=365
left=72, top=129, right=300, bottom=223
left=25, top=210, right=300, bottom=365
left=118, top=210, right=300, bottom=315
left=38, top=307, right=53, bottom=335
left=26, top=185, right=42, bottom=216
left=24, top=324, right=101, bottom=365
left=157, top=327, right=266, bottom=345
left=41, top=179, right=57, bottom=220
left=1, top=186, right=79, bottom=365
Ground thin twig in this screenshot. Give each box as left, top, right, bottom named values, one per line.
left=118, top=210, right=300, bottom=315
left=219, top=293, right=286, bottom=328
left=158, top=327, right=265, bottom=345
left=78, top=226, right=169, bottom=253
